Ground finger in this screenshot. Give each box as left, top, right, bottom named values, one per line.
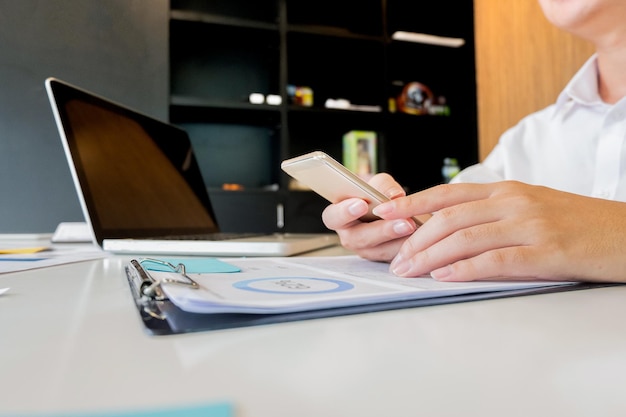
left=374, top=182, right=500, bottom=220
left=322, top=198, right=369, bottom=230
left=368, top=173, right=406, bottom=199
left=392, top=220, right=521, bottom=277
left=351, top=238, right=408, bottom=263
left=429, top=246, right=563, bottom=282
left=322, top=196, right=417, bottom=262
left=336, top=217, right=416, bottom=252
left=390, top=189, right=548, bottom=277
left=393, top=195, right=510, bottom=263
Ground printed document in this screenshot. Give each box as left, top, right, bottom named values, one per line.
left=155, top=256, right=574, bottom=314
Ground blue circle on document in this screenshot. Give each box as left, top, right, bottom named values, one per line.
left=233, top=277, right=354, bottom=294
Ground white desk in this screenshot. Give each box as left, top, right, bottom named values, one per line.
left=2, top=242, right=626, bottom=416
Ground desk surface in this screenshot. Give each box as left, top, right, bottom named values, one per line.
left=2, top=241, right=626, bottom=416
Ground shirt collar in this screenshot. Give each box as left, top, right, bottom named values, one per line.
left=555, top=53, right=604, bottom=111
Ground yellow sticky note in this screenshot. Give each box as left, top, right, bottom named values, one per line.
left=0, top=246, right=49, bottom=254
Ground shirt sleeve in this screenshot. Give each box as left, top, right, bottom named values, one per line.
left=450, top=123, right=516, bottom=184
left=450, top=163, right=504, bottom=184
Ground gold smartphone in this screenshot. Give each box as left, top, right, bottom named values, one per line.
left=281, top=151, right=397, bottom=222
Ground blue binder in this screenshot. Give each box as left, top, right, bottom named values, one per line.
left=124, top=259, right=611, bottom=336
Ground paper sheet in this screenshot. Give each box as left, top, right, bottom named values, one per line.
left=157, top=255, right=574, bottom=314
left=0, top=244, right=108, bottom=274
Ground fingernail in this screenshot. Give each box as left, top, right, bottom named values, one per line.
left=390, top=254, right=410, bottom=276
left=348, top=200, right=367, bottom=216
left=392, top=220, right=413, bottom=236
left=386, top=187, right=404, bottom=199
left=431, top=265, right=452, bottom=281
left=372, top=202, right=393, bottom=217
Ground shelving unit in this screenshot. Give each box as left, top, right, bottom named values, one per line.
left=169, top=0, right=478, bottom=233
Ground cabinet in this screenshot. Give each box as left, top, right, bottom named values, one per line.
left=169, top=0, right=478, bottom=233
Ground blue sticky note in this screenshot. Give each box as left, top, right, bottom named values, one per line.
left=142, top=258, right=240, bottom=273
left=97, top=402, right=234, bottom=417
left=7, top=402, right=234, bottom=417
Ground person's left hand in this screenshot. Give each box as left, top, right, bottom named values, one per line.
left=372, top=181, right=626, bottom=283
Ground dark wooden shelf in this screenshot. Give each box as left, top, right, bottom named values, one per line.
left=171, top=95, right=272, bottom=108
left=170, top=9, right=279, bottom=31
left=286, top=24, right=384, bottom=41
left=169, top=0, right=478, bottom=232
left=169, top=98, right=280, bottom=125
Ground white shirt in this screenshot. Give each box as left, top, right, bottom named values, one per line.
left=453, top=54, right=626, bottom=202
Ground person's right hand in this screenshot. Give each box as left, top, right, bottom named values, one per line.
left=321, top=173, right=420, bottom=262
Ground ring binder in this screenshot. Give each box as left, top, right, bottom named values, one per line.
left=123, top=257, right=613, bottom=337
left=128, top=258, right=199, bottom=302
left=126, top=258, right=204, bottom=324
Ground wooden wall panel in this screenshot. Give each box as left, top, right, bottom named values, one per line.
left=473, top=0, right=595, bottom=160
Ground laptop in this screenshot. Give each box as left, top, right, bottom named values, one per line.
left=45, top=77, right=338, bottom=256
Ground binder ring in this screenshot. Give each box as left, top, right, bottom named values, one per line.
left=137, top=258, right=200, bottom=299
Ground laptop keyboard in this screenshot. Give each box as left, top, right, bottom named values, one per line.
left=157, top=232, right=265, bottom=241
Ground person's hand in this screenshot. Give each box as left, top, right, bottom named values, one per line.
left=322, top=173, right=419, bottom=262
left=372, top=181, right=626, bottom=283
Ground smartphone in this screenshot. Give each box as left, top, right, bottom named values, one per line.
left=282, top=150, right=412, bottom=223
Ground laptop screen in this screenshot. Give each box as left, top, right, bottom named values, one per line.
left=47, top=78, right=220, bottom=243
